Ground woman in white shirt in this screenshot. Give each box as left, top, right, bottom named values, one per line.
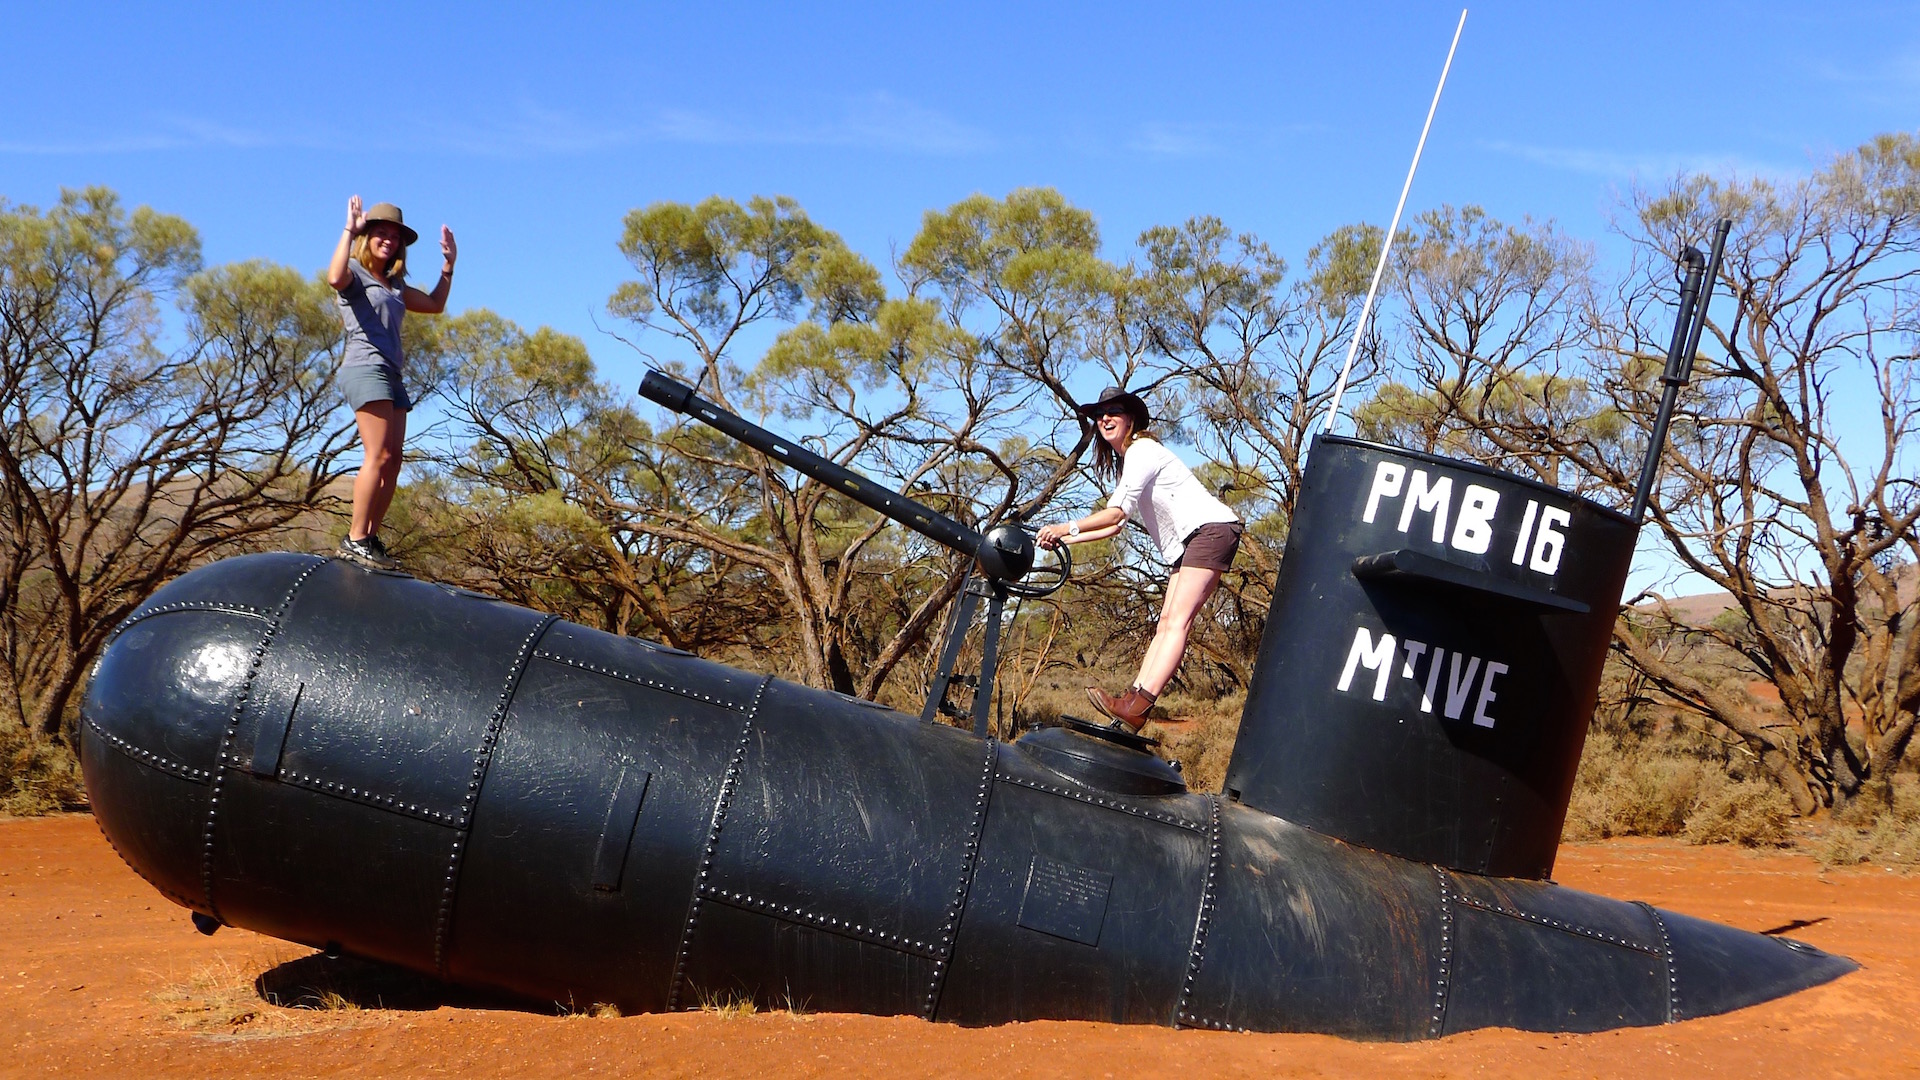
left=1036, top=387, right=1243, bottom=729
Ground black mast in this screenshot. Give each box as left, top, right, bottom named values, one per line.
left=1629, top=218, right=1732, bottom=522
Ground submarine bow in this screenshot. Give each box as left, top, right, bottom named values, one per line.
left=81, top=549, right=1852, bottom=1036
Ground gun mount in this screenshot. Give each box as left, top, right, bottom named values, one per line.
left=639, top=370, right=1041, bottom=585
left=639, top=369, right=1063, bottom=735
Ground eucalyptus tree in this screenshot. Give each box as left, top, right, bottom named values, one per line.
left=589, top=189, right=1174, bottom=703
left=1354, top=204, right=1608, bottom=488
left=1096, top=216, right=1378, bottom=689
left=1591, top=137, right=1920, bottom=813
left=1361, top=146, right=1920, bottom=814
left=0, top=188, right=352, bottom=740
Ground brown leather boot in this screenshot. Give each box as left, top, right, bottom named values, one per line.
left=1086, top=685, right=1156, bottom=730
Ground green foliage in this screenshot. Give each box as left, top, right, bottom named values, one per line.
left=609, top=194, right=863, bottom=377
left=2, top=187, right=347, bottom=744
left=904, top=187, right=1105, bottom=293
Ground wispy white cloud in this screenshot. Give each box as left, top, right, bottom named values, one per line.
left=1809, top=44, right=1920, bottom=103
left=835, top=93, right=995, bottom=155
left=1126, top=122, right=1219, bottom=158
left=0, top=113, right=309, bottom=155
left=649, top=93, right=995, bottom=155
left=1118, top=118, right=1325, bottom=160
left=1480, top=139, right=1798, bottom=183
left=432, top=102, right=644, bottom=157
left=0, top=93, right=996, bottom=159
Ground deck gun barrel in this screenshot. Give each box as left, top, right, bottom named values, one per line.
left=639, top=370, right=1034, bottom=583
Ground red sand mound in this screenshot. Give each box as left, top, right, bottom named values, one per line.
left=3, top=814, right=1916, bottom=1078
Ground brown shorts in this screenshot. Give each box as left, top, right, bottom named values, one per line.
left=1170, top=522, right=1243, bottom=572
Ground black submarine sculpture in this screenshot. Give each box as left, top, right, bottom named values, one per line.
left=80, top=228, right=1854, bottom=1036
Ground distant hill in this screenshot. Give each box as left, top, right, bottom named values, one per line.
left=1631, top=562, right=1916, bottom=629
left=1636, top=591, right=1736, bottom=627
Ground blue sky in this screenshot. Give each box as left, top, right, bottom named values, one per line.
left=8, top=1, right=1917, bottom=399
left=8, top=2, right=1917, bottom=594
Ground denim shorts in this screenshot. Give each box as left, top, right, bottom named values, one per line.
left=339, top=363, right=412, bottom=412
left=1170, top=522, right=1244, bottom=572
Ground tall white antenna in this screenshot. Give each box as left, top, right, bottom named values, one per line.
left=1320, top=9, right=1468, bottom=436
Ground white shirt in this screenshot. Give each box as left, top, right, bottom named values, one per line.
left=1106, top=438, right=1240, bottom=563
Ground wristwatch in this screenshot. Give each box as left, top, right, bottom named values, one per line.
left=1067, top=521, right=1081, bottom=537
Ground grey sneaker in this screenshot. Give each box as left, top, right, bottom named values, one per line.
left=339, top=535, right=398, bottom=570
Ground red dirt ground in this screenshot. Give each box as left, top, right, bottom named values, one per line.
left=4, top=813, right=1916, bottom=1079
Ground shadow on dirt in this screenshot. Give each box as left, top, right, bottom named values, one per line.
left=255, top=952, right=555, bottom=1014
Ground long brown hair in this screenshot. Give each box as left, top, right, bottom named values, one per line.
left=350, top=232, right=407, bottom=283
left=1092, top=421, right=1149, bottom=484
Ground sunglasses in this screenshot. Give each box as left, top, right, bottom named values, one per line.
left=1090, top=405, right=1132, bottom=419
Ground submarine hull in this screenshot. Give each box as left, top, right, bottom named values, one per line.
left=81, top=553, right=1853, bottom=1035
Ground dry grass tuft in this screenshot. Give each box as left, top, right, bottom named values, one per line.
left=0, top=728, right=86, bottom=816
left=555, top=998, right=623, bottom=1019
left=695, top=987, right=760, bottom=1019
left=152, top=951, right=363, bottom=1039
left=1680, top=780, right=1794, bottom=847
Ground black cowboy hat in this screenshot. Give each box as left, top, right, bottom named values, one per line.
left=1076, top=386, right=1150, bottom=429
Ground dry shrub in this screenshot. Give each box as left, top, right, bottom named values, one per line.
left=0, top=727, right=86, bottom=816
left=1680, top=780, right=1794, bottom=847
left=1564, top=732, right=1699, bottom=840
left=1818, top=773, right=1920, bottom=869
left=1016, top=696, right=1062, bottom=730
left=1151, top=691, right=1244, bottom=795
left=1563, top=731, right=1791, bottom=847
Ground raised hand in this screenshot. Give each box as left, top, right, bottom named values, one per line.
left=439, top=224, right=457, bottom=267
left=346, top=194, right=365, bottom=235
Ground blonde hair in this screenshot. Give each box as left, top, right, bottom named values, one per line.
left=350, top=231, right=407, bottom=283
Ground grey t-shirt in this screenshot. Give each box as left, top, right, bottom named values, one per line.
left=336, top=259, right=406, bottom=369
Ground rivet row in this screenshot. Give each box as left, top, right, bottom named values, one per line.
left=432, top=614, right=558, bottom=975
left=1429, top=865, right=1455, bottom=1036
left=667, top=675, right=772, bottom=1011
left=1635, top=900, right=1681, bottom=1021
left=1173, top=796, right=1225, bottom=1028
left=277, top=770, right=459, bottom=825
left=924, top=739, right=999, bottom=1019
left=532, top=650, right=746, bottom=709
left=198, top=557, right=328, bottom=922
left=1175, top=1010, right=1245, bottom=1032
left=1453, top=893, right=1662, bottom=956
left=83, top=715, right=210, bottom=781
left=115, top=599, right=273, bottom=637
left=993, top=771, right=1207, bottom=832
left=702, top=886, right=938, bottom=957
